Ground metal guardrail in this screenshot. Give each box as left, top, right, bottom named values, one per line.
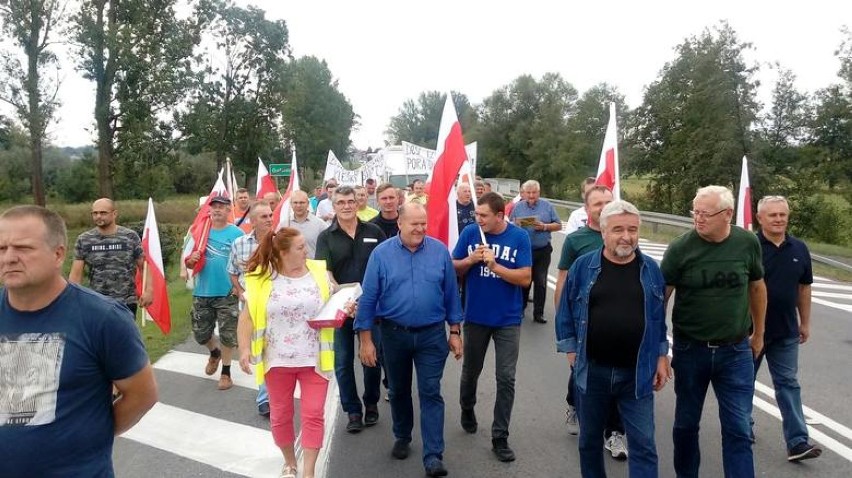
left=542, top=197, right=852, bottom=274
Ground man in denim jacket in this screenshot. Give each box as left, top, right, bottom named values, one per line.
left=555, top=200, right=671, bottom=478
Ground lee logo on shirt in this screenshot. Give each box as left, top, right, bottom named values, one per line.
left=700, top=270, right=743, bottom=289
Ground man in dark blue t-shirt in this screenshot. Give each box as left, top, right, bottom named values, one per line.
left=754, top=196, right=822, bottom=462
left=0, top=206, right=157, bottom=477
left=452, top=192, right=532, bottom=462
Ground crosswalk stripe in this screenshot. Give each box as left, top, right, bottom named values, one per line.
left=122, top=402, right=281, bottom=477
left=154, top=350, right=259, bottom=391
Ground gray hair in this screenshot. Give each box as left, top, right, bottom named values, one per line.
left=757, top=195, right=789, bottom=213
left=333, top=185, right=356, bottom=200
left=599, top=200, right=641, bottom=229
left=522, top=180, right=540, bottom=192
left=1, top=205, right=68, bottom=248
left=694, top=185, right=735, bottom=211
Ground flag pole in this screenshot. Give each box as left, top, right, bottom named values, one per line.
left=464, top=164, right=487, bottom=246
left=139, top=261, right=149, bottom=328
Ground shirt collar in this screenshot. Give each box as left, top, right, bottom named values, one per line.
left=393, top=234, right=426, bottom=252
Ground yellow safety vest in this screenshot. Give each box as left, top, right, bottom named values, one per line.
left=245, top=259, right=334, bottom=384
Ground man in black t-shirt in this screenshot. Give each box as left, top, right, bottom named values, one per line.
left=555, top=200, right=670, bottom=478
left=369, top=182, right=400, bottom=238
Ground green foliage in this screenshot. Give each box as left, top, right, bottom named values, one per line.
left=385, top=90, right=475, bottom=148
left=54, top=154, right=98, bottom=203
left=280, top=56, right=356, bottom=173
left=628, top=22, right=759, bottom=213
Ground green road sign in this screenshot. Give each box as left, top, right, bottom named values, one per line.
left=269, top=163, right=291, bottom=176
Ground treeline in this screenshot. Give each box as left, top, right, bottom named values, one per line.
left=387, top=23, right=852, bottom=245
left=0, top=0, right=354, bottom=204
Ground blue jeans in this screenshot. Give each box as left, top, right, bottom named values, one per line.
left=334, top=317, right=382, bottom=416
left=257, top=383, right=268, bottom=406
left=576, top=362, right=658, bottom=478
left=672, top=338, right=754, bottom=478
left=381, top=321, right=448, bottom=467
left=754, top=336, right=808, bottom=450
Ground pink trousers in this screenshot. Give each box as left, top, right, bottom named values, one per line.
left=265, top=366, right=329, bottom=449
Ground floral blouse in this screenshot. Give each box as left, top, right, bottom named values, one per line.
left=263, top=271, right=327, bottom=371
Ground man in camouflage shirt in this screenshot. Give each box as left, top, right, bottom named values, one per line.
left=70, top=198, right=152, bottom=314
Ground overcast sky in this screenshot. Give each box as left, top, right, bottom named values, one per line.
left=29, top=0, right=852, bottom=149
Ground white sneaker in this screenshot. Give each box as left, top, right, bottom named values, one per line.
left=605, top=432, right=628, bottom=460
left=565, top=406, right=579, bottom=435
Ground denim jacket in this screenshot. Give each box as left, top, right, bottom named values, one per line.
left=555, top=248, right=669, bottom=398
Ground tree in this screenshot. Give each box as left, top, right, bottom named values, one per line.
left=179, top=0, right=290, bottom=179
left=473, top=73, right=578, bottom=194
left=809, top=85, right=852, bottom=187
left=385, top=90, right=475, bottom=148
left=629, top=23, right=760, bottom=213
left=279, top=55, right=355, bottom=173
left=837, top=26, right=852, bottom=88
left=74, top=0, right=200, bottom=197
left=0, top=0, right=67, bottom=205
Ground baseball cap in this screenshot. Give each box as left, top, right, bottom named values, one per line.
left=209, top=194, right=231, bottom=205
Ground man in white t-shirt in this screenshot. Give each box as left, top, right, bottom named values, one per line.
left=315, top=180, right=338, bottom=222
left=565, top=177, right=597, bottom=234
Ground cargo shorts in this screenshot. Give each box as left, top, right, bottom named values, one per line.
left=192, top=295, right=239, bottom=347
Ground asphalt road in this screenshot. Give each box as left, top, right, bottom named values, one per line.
left=114, top=231, right=852, bottom=478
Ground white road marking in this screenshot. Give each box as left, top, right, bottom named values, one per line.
left=122, top=402, right=282, bottom=477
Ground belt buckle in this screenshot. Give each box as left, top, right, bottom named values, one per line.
left=706, top=341, right=720, bottom=349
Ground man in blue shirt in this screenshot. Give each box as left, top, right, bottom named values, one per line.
left=0, top=205, right=157, bottom=476
left=185, top=194, right=245, bottom=391
left=452, top=192, right=531, bottom=462
left=754, top=195, right=822, bottom=462
left=509, top=179, right=561, bottom=323
left=356, top=202, right=463, bottom=478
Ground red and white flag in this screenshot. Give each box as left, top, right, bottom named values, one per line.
left=136, top=198, right=171, bottom=334
left=426, top=94, right=468, bottom=249
left=736, top=156, right=752, bottom=230
left=255, top=158, right=278, bottom=199
left=183, top=172, right=228, bottom=276
left=595, top=102, right=621, bottom=200
left=273, top=149, right=300, bottom=231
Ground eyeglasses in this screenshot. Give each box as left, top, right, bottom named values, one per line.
left=334, top=199, right=357, bottom=207
left=690, top=209, right=729, bottom=218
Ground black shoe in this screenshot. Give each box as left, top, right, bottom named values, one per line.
left=425, top=459, right=448, bottom=477
left=391, top=439, right=410, bottom=459
left=346, top=414, right=363, bottom=433
left=788, top=442, right=822, bottom=462
left=492, top=438, right=516, bottom=462
left=461, top=408, right=477, bottom=433
left=364, top=405, right=379, bottom=427
left=257, top=402, right=270, bottom=417
left=533, top=315, right=547, bottom=324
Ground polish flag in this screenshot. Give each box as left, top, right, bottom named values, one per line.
left=136, top=198, right=171, bottom=334
left=255, top=158, right=278, bottom=199
left=426, top=94, right=468, bottom=249
left=272, top=149, right=301, bottom=231
left=595, top=102, right=621, bottom=200
left=736, top=156, right=752, bottom=230
left=183, top=172, right=228, bottom=276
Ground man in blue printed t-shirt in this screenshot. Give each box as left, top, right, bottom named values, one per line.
left=0, top=205, right=157, bottom=477
left=509, top=179, right=561, bottom=323
left=185, top=194, right=245, bottom=391
left=452, top=192, right=532, bottom=463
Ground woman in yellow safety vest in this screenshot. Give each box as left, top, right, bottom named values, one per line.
left=237, top=227, right=342, bottom=478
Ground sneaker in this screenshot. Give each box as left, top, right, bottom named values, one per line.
left=278, top=464, right=297, bottom=478
left=205, top=354, right=221, bottom=376
left=384, top=392, right=390, bottom=402
left=461, top=408, right=478, bottom=433
left=425, top=458, right=448, bottom=477
left=787, top=442, right=822, bottom=462
left=565, top=405, right=579, bottom=435
left=605, top=432, right=628, bottom=460
left=491, top=438, right=516, bottom=462
left=364, top=405, right=379, bottom=427
left=391, top=439, right=410, bottom=459
left=217, top=375, right=233, bottom=390
left=533, top=315, right=547, bottom=324
left=346, top=414, right=364, bottom=433
left=257, top=402, right=270, bottom=417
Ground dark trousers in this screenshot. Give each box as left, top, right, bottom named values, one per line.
left=524, top=244, right=552, bottom=318
left=334, top=317, right=382, bottom=416
left=567, top=367, right=625, bottom=436
left=459, top=322, right=521, bottom=440
left=382, top=321, right=449, bottom=466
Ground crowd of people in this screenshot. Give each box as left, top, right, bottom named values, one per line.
left=0, top=173, right=823, bottom=478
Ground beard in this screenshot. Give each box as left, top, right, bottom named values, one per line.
left=613, top=244, right=636, bottom=258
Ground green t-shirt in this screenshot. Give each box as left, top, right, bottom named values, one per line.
left=661, top=227, right=764, bottom=341
left=558, top=226, right=603, bottom=270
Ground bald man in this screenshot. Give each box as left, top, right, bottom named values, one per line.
left=290, top=190, right=328, bottom=258
left=70, top=198, right=152, bottom=314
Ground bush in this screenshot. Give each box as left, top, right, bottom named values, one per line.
left=54, top=156, right=98, bottom=203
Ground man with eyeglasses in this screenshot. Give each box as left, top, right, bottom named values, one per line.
left=753, top=195, right=822, bottom=462
left=316, top=185, right=386, bottom=433
left=661, top=185, right=767, bottom=478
